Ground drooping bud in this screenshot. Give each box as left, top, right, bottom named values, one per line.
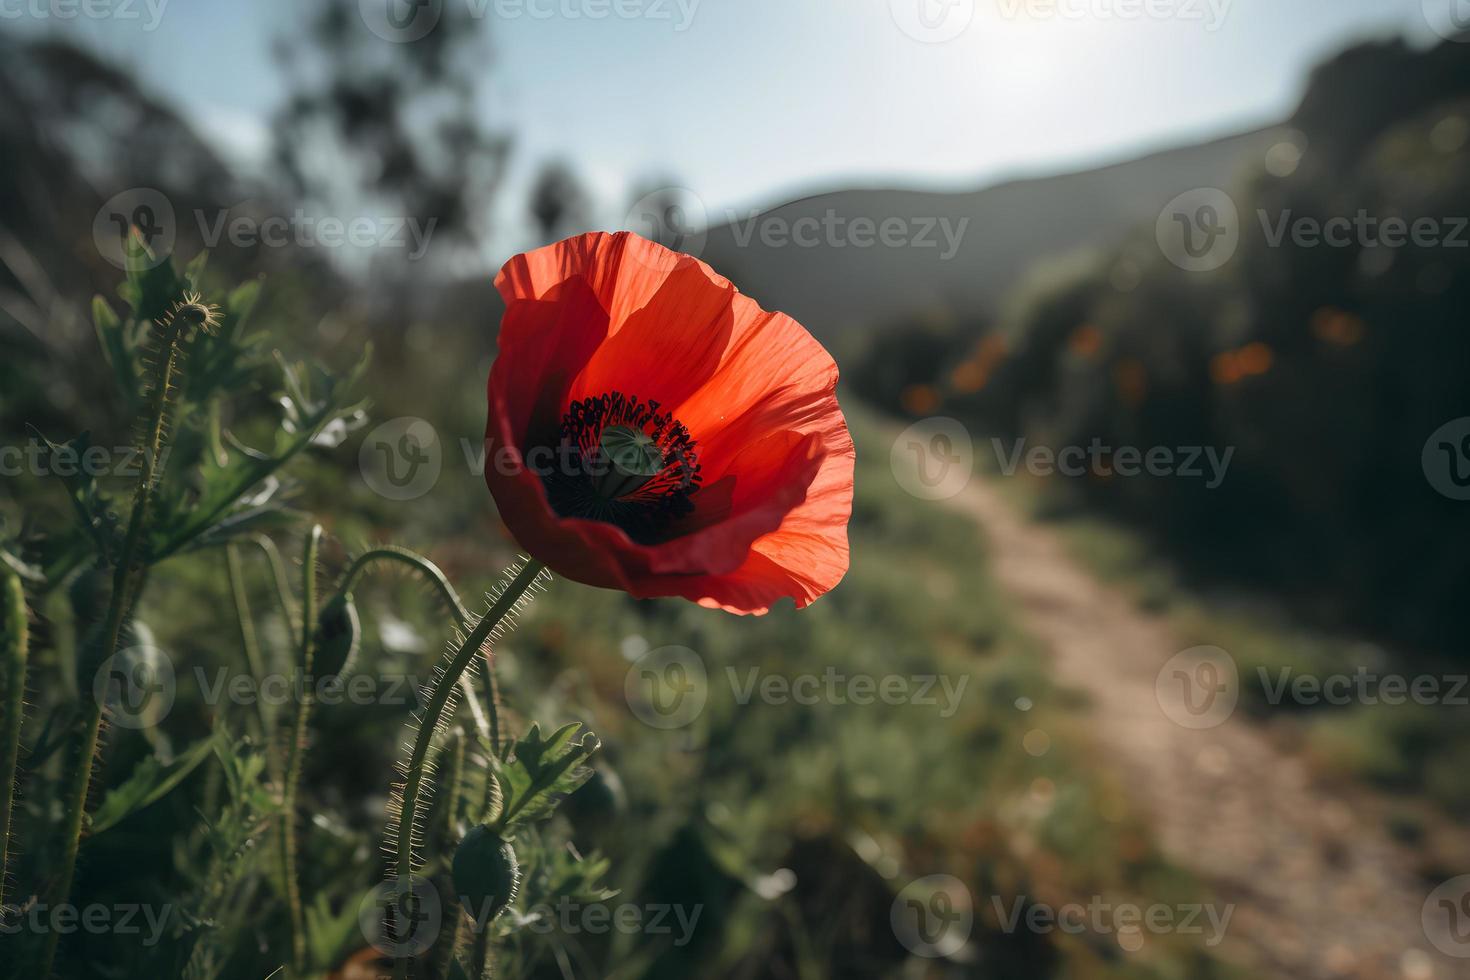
left=162, top=291, right=221, bottom=338
left=452, top=825, right=520, bottom=927
left=313, top=592, right=361, bottom=680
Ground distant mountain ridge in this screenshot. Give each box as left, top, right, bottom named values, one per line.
left=692, top=35, right=1470, bottom=343
left=696, top=126, right=1284, bottom=341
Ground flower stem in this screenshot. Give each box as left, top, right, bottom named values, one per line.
left=339, top=546, right=470, bottom=621
left=390, top=560, right=545, bottom=974
left=281, top=523, right=322, bottom=976
left=39, top=306, right=191, bottom=979
left=225, top=543, right=272, bottom=742
left=0, top=567, right=30, bottom=909
left=334, top=547, right=501, bottom=751
left=251, top=533, right=300, bottom=644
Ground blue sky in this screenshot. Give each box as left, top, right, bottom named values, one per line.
left=8, top=0, right=1456, bottom=251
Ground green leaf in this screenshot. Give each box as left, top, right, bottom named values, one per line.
left=147, top=347, right=370, bottom=561
left=226, top=279, right=262, bottom=328
left=178, top=504, right=303, bottom=555
left=122, top=230, right=182, bottom=321
left=183, top=249, right=210, bottom=290
left=305, top=891, right=363, bottom=971
left=24, top=426, right=123, bottom=562
left=93, top=294, right=140, bottom=408
left=88, top=735, right=219, bottom=835
left=490, top=723, right=601, bottom=832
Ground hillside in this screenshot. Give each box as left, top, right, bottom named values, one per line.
left=697, top=127, right=1283, bottom=340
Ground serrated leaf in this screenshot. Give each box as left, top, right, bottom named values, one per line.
left=490, top=723, right=601, bottom=832
left=89, top=734, right=218, bottom=835
left=24, top=426, right=123, bottom=562
left=148, top=350, right=369, bottom=561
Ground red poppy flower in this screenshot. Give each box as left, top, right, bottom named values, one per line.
left=484, top=231, right=854, bottom=615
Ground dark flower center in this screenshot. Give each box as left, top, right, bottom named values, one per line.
left=543, top=392, right=701, bottom=543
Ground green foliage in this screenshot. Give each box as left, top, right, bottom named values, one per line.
left=947, top=88, right=1470, bottom=653
left=23, top=427, right=126, bottom=566
left=88, top=732, right=218, bottom=835
left=1, top=242, right=1237, bottom=980
left=489, top=723, right=600, bottom=833
left=180, top=737, right=283, bottom=980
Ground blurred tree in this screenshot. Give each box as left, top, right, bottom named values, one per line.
left=952, top=39, right=1470, bottom=652
left=528, top=161, right=591, bottom=244
left=624, top=178, right=706, bottom=254
left=847, top=314, right=970, bottom=417
left=270, top=0, right=510, bottom=268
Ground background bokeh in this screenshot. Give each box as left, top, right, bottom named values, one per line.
left=2, top=2, right=1470, bottom=978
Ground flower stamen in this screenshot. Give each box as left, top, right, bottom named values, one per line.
left=544, top=392, right=701, bottom=543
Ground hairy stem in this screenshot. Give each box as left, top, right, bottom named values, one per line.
left=39, top=307, right=192, bottom=978
left=394, top=561, right=543, bottom=881
left=281, top=524, right=322, bottom=975
left=225, top=543, right=273, bottom=743
left=390, top=560, right=545, bottom=977
left=0, top=567, right=30, bottom=908
left=334, top=547, right=499, bottom=751
left=338, top=546, right=469, bottom=621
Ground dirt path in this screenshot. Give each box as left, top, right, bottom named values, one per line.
left=949, top=477, right=1461, bottom=980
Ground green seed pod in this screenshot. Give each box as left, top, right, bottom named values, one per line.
left=452, top=825, right=519, bottom=926
left=313, top=592, right=360, bottom=679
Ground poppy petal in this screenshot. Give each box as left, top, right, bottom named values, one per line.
left=485, top=231, right=855, bottom=615
left=490, top=278, right=609, bottom=449
left=567, top=261, right=736, bottom=410
left=495, top=231, right=685, bottom=328
left=485, top=388, right=825, bottom=592
left=674, top=294, right=839, bottom=442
